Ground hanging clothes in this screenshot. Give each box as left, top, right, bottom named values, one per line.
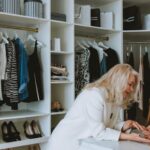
left=138, top=48, right=143, bottom=110
left=3, top=39, right=19, bottom=110
left=88, top=47, right=101, bottom=82
left=75, top=46, right=90, bottom=97
left=0, top=42, right=7, bottom=105
left=26, top=40, right=43, bottom=102
left=14, top=38, right=29, bottom=100
left=125, top=51, right=138, bottom=120
left=143, top=52, right=150, bottom=118
left=104, top=48, right=119, bottom=71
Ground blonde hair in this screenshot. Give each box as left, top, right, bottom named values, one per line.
left=85, top=64, right=139, bottom=108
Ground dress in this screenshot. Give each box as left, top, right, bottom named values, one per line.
left=50, top=87, right=124, bottom=150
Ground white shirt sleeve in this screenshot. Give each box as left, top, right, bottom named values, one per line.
left=84, top=89, right=121, bottom=141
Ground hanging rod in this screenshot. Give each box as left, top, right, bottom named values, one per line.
left=0, top=23, right=38, bottom=32
left=75, top=33, right=109, bottom=41
left=124, top=41, right=150, bottom=44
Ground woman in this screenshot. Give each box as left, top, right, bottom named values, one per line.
left=50, top=64, right=150, bottom=150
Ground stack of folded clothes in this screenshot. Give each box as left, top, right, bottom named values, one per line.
left=51, top=65, right=68, bottom=81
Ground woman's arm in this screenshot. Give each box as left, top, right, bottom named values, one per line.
left=120, top=132, right=150, bottom=143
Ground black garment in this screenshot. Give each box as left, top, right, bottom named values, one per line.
left=89, top=47, right=101, bottom=82
left=125, top=51, right=137, bottom=120
left=126, top=51, right=134, bottom=67
left=104, top=48, right=119, bottom=71
left=143, top=52, right=150, bottom=118
left=26, top=41, right=43, bottom=102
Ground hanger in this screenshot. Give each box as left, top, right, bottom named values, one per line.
left=90, top=40, right=108, bottom=58
left=80, top=39, right=90, bottom=48
left=27, top=34, right=44, bottom=48
left=145, top=46, right=148, bottom=53
left=4, top=32, right=9, bottom=39
left=0, top=32, right=9, bottom=44
left=98, top=41, right=109, bottom=49
left=76, top=40, right=86, bottom=50
left=130, top=44, right=133, bottom=52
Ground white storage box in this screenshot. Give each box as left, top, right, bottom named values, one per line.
left=100, top=12, right=114, bottom=29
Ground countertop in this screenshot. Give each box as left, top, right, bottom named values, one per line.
left=79, top=138, right=150, bottom=150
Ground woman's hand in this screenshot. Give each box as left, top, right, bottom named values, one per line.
left=122, top=120, right=146, bottom=132
left=120, top=132, right=150, bottom=143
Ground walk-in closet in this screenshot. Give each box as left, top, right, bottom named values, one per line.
left=0, top=0, right=149, bottom=150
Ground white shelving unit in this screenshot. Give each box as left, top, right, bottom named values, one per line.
left=75, top=0, right=123, bottom=61
left=0, top=0, right=51, bottom=150
left=50, top=0, right=75, bottom=132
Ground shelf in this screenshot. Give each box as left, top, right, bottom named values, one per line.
left=51, top=51, right=73, bottom=55
left=0, top=12, right=49, bottom=27
left=123, top=30, right=150, bottom=40
left=51, top=80, right=73, bottom=84
left=51, top=110, right=67, bottom=115
left=75, top=23, right=120, bottom=38
left=75, top=0, right=118, bottom=5
left=0, top=136, right=49, bottom=150
left=51, top=20, right=73, bottom=28
left=0, top=110, right=49, bottom=121
left=124, top=0, right=150, bottom=6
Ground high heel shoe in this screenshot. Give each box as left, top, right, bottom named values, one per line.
left=24, top=121, right=35, bottom=139
left=31, top=120, right=42, bottom=138
left=1, top=122, right=11, bottom=142
left=8, top=121, right=21, bottom=141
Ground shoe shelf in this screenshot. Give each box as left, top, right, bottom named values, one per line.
left=51, top=110, right=67, bottom=115
left=0, top=110, right=49, bottom=121
left=0, top=136, right=49, bottom=150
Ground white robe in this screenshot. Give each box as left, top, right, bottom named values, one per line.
left=50, top=87, right=124, bottom=150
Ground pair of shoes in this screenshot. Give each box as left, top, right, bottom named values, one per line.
left=1, top=121, right=21, bottom=142
left=24, top=120, right=42, bottom=139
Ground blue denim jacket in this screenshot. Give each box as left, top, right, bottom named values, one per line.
left=15, top=38, right=29, bottom=100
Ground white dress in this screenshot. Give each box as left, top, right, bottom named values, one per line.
left=49, top=87, right=124, bottom=150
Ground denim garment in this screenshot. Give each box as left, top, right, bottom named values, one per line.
left=100, top=54, right=107, bottom=76
left=15, top=38, right=29, bottom=100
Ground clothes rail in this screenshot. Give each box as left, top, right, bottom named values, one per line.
left=0, top=24, right=38, bottom=32
left=75, top=33, right=109, bottom=41
left=124, top=41, right=150, bottom=44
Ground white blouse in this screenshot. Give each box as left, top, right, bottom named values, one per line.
left=50, top=87, right=124, bottom=150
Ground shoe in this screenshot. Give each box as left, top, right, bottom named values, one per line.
left=31, top=120, right=42, bottom=138
left=33, top=144, right=41, bottom=150
left=24, top=121, right=35, bottom=139
left=8, top=121, right=21, bottom=141
left=1, top=122, right=11, bottom=142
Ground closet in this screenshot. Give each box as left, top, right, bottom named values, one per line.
left=0, top=0, right=149, bottom=149
left=0, top=0, right=50, bottom=150
left=123, top=0, right=150, bottom=124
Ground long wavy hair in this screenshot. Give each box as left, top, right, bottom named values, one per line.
left=85, top=64, right=139, bottom=108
